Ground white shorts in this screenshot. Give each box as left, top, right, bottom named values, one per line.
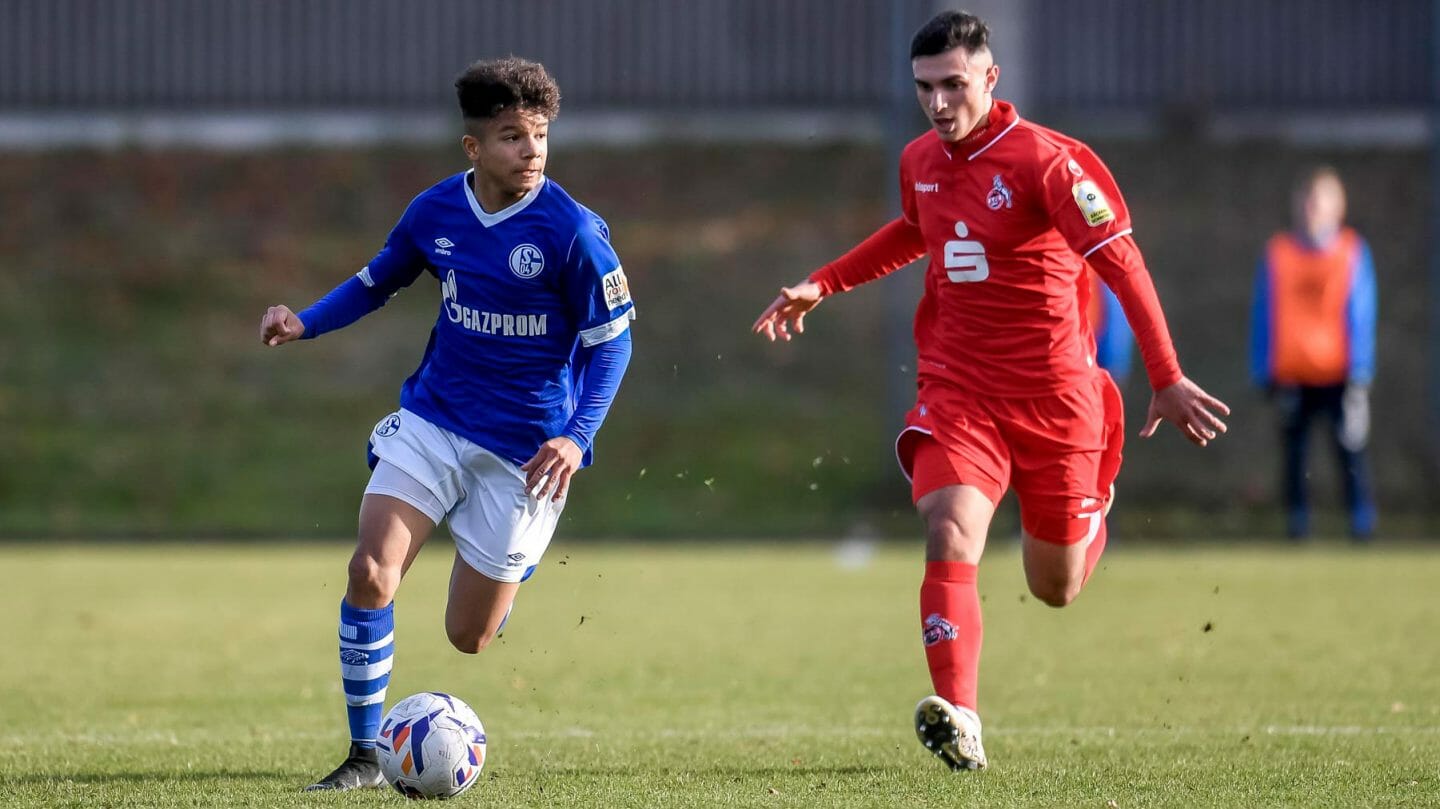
left=363, top=409, right=564, bottom=583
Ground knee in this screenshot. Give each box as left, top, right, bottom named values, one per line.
left=925, top=514, right=984, bottom=563
left=1028, top=577, right=1082, bottom=608
left=446, top=624, right=496, bottom=655
left=347, top=553, right=399, bottom=606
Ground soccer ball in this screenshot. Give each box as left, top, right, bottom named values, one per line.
left=377, top=692, right=487, bottom=800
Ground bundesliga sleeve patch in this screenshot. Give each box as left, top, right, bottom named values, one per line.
left=1071, top=180, right=1115, bottom=227
left=602, top=267, right=631, bottom=311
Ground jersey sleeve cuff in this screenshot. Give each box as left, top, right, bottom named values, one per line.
left=1147, top=365, right=1184, bottom=392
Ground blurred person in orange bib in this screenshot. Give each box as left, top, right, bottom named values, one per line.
left=753, top=9, right=1229, bottom=773
left=1250, top=166, right=1377, bottom=541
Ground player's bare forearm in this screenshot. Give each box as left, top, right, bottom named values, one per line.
left=260, top=304, right=306, bottom=346
left=1140, top=377, right=1231, bottom=447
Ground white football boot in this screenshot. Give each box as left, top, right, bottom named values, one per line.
left=914, top=695, right=987, bottom=771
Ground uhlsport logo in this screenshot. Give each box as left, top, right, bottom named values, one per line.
left=444, top=270, right=549, bottom=337
left=922, top=613, right=958, bottom=647
left=374, top=413, right=401, bottom=437
left=509, top=243, right=545, bottom=279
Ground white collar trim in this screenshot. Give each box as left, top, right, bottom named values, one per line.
left=967, top=118, right=1019, bottom=161
left=464, top=170, right=545, bottom=227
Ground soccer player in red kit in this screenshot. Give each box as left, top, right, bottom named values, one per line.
left=753, top=10, right=1230, bottom=772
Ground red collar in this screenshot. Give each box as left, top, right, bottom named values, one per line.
left=941, top=99, right=1019, bottom=160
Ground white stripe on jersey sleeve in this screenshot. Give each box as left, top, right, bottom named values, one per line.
left=1081, top=228, right=1134, bottom=259
left=578, top=309, right=636, bottom=347
left=357, top=266, right=376, bottom=287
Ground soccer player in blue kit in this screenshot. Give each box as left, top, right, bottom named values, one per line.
left=259, top=57, right=635, bottom=792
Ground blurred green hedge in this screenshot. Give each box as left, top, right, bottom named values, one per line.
left=2, top=141, right=1434, bottom=539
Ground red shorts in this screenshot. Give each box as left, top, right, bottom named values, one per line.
left=896, top=372, right=1125, bottom=545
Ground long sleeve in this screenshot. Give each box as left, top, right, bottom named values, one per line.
left=807, top=217, right=927, bottom=295
left=300, top=198, right=428, bottom=339
left=298, top=272, right=402, bottom=339
left=1346, top=239, right=1377, bottom=385
left=1086, top=234, right=1183, bottom=391
left=562, top=329, right=632, bottom=454
left=1250, top=256, right=1273, bottom=388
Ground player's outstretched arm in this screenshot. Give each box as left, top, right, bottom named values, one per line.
left=260, top=305, right=306, bottom=346
left=1140, top=377, right=1231, bottom=447
left=753, top=217, right=926, bottom=342
left=752, top=280, right=824, bottom=342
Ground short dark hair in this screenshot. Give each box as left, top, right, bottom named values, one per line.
left=455, top=57, right=561, bottom=122
left=910, top=10, right=990, bottom=60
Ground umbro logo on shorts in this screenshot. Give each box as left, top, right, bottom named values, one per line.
left=507, top=552, right=526, bottom=562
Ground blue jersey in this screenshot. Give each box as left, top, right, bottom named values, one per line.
left=355, top=172, right=634, bottom=465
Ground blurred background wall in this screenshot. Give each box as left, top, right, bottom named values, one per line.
left=2, top=0, right=1436, bottom=539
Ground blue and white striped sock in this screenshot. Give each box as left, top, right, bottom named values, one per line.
left=338, top=599, right=394, bottom=749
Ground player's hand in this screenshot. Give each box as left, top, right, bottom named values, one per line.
left=1140, top=377, right=1231, bottom=447
left=260, top=305, right=306, bottom=346
left=520, top=436, right=582, bottom=502
left=752, top=280, right=824, bottom=342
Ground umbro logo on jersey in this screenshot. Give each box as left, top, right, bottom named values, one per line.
left=434, top=237, right=454, bottom=256
left=914, top=181, right=940, bottom=193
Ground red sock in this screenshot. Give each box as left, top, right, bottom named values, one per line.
left=1082, top=519, right=1108, bottom=584
left=919, top=560, right=982, bottom=712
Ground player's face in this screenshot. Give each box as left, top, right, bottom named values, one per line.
left=912, top=46, right=999, bottom=142
left=463, top=108, right=550, bottom=204
left=1295, top=176, right=1346, bottom=240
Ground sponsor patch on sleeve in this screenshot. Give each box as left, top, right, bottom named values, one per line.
left=602, top=267, right=631, bottom=311
left=1072, top=180, right=1115, bottom=227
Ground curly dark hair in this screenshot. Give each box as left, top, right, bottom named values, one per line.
left=455, top=57, right=561, bottom=122
left=910, top=10, right=990, bottom=60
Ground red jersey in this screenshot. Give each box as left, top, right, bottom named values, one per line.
left=812, top=100, right=1181, bottom=397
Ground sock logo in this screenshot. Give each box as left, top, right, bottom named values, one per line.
left=922, top=613, right=958, bottom=647
left=340, top=649, right=370, bottom=665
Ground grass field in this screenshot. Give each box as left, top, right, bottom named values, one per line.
left=2, top=541, right=1438, bottom=807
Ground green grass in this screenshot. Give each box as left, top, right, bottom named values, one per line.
left=2, top=541, right=1438, bottom=807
